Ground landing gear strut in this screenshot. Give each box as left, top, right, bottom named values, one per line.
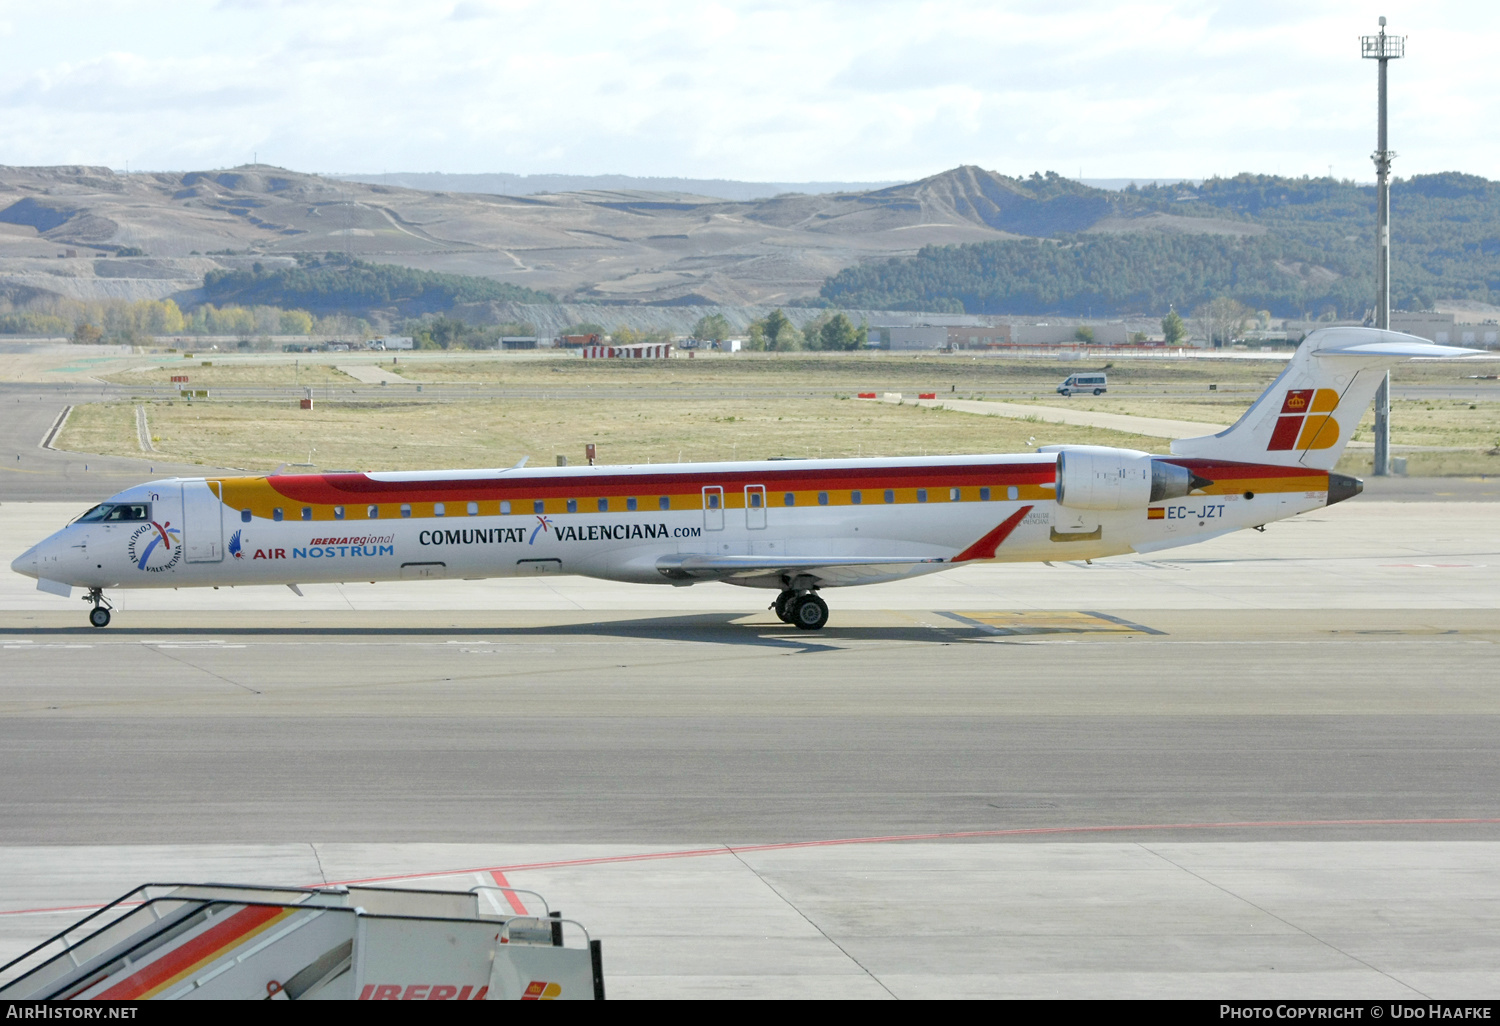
left=771, top=587, right=829, bottom=631
left=84, top=588, right=112, bottom=628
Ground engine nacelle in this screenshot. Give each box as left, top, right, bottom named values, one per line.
left=1053, top=447, right=1208, bottom=511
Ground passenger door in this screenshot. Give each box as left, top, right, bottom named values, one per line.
left=182, top=479, right=224, bottom=562
left=702, top=486, right=724, bottom=532
left=744, top=485, right=766, bottom=530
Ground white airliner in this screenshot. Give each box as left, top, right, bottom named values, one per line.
left=11, top=328, right=1476, bottom=630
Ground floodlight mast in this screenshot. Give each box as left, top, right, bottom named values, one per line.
left=1362, top=15, right=1405, bottom=476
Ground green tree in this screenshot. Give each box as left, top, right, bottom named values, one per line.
left=426, top=316, right=473, bottom=349
left=72, top=322, right=103, bottom=345
left=611, top=324, right=640, bottom=345
left=760, top=309, right=801, bottom=350
left=819, top=312, right=861, bottom=351
left=763, top=309, right=792, bottom=349
left=692, top=313, right=731, bottom=341
left=1074, top=325, right=1096, bottom=344
left=746, top=321, right=767, bottom=351
left=1162, top=309, right=1187, bottom=345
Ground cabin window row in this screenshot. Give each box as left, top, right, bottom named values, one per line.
left=782, top=485, right=1019, bottom=506
left=240, top=485, right=1025, bottom=522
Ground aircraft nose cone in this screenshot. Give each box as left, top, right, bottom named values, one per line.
left=11, top=543, right=40, bottom=578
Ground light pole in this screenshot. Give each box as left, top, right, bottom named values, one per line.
left=1362, top=16, right=1404, bottom=476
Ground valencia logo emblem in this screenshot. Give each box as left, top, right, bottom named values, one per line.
left=1268, top=388, right=1340, bottom=451
left=127, top=521, right=182, bottom=573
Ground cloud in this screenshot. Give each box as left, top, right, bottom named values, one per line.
left=0, top=0, right=1495, bottom=181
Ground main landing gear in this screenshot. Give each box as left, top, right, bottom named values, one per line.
left=84, top=588, right=112, bottom=628
left=772, top=589, right=829, bottom=631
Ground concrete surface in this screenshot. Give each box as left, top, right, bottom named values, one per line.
left=2, top=843, right=1496, bottom=998
left=2, top=466, right=1498, bottom=997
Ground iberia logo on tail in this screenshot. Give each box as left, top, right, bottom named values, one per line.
left=522, top=981, right=562, bottom=1000
left=1268, top=388, right=1340, bottom=451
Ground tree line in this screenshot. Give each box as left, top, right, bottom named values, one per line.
left=819, top=171, right=1500, bottom=317
left=202, top=253, right=554, bottom=317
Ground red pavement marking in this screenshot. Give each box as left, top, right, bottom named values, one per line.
left=6, top=817, right=1498, bottom=918
left=490, top=870, right=529, bottom=915
left=326, top=816, right=1500, bottom=887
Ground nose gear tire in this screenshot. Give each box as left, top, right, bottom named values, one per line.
left=88, top=607, right=111, bottom=628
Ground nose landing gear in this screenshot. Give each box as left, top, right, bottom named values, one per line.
left=84, top=588, right=112, bottom=628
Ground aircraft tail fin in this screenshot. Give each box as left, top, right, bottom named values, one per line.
left=1169, top=327, right=1481, bottom=470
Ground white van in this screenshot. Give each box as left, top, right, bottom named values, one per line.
left=1057, top=373, right=1106, bottom=397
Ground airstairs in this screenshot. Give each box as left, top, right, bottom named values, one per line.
left=0, top=882, right=603, bottom=1001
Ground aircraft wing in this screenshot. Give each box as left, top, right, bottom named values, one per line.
left=656, top=553, right=946, bottom=586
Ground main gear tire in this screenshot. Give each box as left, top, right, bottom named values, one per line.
left=790, top=594, right=829, bottom=631
left=89, top=606, right=111, bottom=629
left=773, top=591, right=797, bottom=623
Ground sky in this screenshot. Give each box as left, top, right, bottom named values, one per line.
left=0, top=0, right=1496, bottom=183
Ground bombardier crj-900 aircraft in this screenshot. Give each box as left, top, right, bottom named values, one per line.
left=12, top=328, right=1478, bottom=630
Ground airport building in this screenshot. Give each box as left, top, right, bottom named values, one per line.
left=1391, top=311, right=1498, bottom=347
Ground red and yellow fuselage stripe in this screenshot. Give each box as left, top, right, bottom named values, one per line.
left=211, top=459, right=1328, bottom=524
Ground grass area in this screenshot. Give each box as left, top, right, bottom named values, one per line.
left=103, top=361, right=356, bottom=387
left=64, top=350, right=1500, bottom=475
left=60, top=397, right=1166, bottom=472
left=60, top=403, right=148, bottom=458
left=379, top=351, right=1296, bottom=390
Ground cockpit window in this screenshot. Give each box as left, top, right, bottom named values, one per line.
left=75, top=502, right=151, bottom=523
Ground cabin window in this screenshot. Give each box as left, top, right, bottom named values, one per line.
left=817, top=491, right=828, bottom=506
left=500, top=501, right=511, bottom=515
left=627, top=497, right=638, bottom=511
left=567, top=499, right=578, bottom=513
left=950, top=488, right=960, bottom=502
left=1007, top=485, right=1019, bottom=501
left=917, top=489, right=927, bottom=503
left=884, top=490, right=894, bottom=504
left=783, top=493, right=795, bottom=506
left=979, top=487, right=991, bottom=501
left=368, top=505, right=379, bottom=519
left=273, top=508, right=283, bottom=522
left=434, top=503, right=446, bottom=517
left=658, top=496, right=670, bottom=510
left=400, top=504, right=412, bottom=518
left=850, top=491, right=861, bottom=505
left=534, top=500, right=545, bottom=514
left=301, top=507, right=312, bottom=521
left=241, top=509, right=252, bottom=523
left=706, top=493, right=720, bottom=510
left=468, top=501, right=478, bottom=516
left=334, top=506, right=345, bottom=520
left=597, top=498, right=608, bottom=512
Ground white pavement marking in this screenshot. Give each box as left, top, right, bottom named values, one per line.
left=336, top=363, right=410, bottom=384
left=2, top=842, right=1495, bottom=999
